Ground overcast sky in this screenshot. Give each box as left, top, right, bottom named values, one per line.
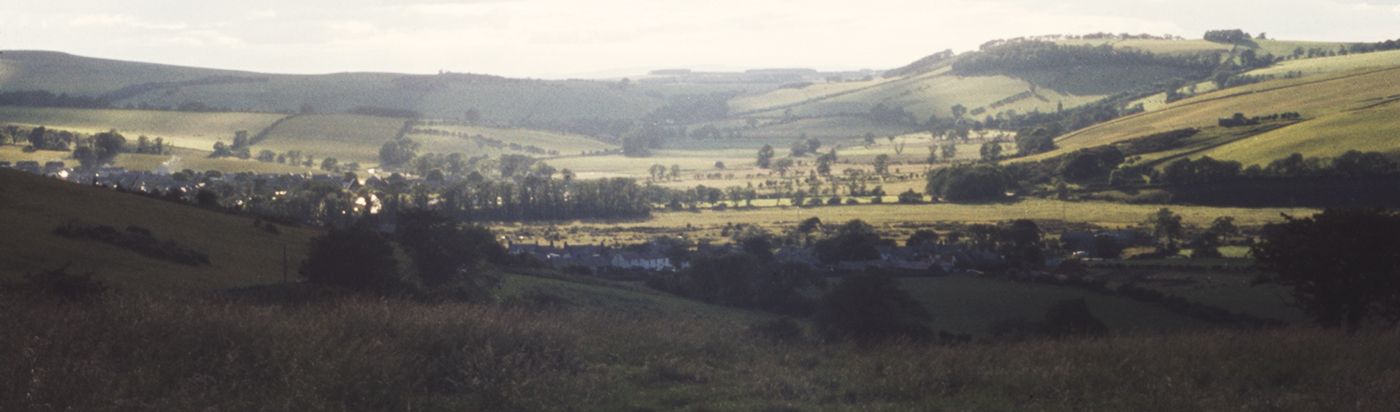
left=3, top=0, right=1397, bottom=78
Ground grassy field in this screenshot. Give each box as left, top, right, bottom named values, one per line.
left=0, top=168, right=323, bottom=290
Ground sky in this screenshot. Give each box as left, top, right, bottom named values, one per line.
left=3, top=0, right=1398, bottom=79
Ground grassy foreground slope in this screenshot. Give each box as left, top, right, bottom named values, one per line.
left=4, top=290, right=1397, bottom=411
left=0, top=168, right=321, bottom=289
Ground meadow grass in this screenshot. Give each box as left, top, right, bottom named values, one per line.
left=2, top=288, right=1397, bottom=411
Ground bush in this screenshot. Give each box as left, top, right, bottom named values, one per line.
left=300, top=225, right=403, bottom=292
left=815, top=270, right=932, bottom=346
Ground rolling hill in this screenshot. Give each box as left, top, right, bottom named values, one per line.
left=0, top=51, right=667, bottom=123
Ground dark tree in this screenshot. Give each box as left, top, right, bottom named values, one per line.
left=300, top=226, right=402, bottom=292
left=906, top=229, right=940, bottom=246
left=756, top=144, right=774, bottom=168
left=813, top=219, right=891, bottom=264
left=815, top=270, right=932, bottom=346
left=394, top=209, right=505, bottom=301
left=1252, top=208, right=1400, bottom=333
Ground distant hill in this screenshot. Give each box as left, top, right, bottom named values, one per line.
left=0, top=51, right=667, bottom=123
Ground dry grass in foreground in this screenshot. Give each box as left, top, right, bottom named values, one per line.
left=2, top=290, right=1398, bottom=411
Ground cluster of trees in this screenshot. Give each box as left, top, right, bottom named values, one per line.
left=71, top=130, right=127, bottom=169
left=1151, top=151, right=1399, bottom=186
left=867, top=103, right=918, bottom=125
left=977, top=33, right=1184, bottom=51
left=209, top=131, right=253, bottom=159
left=22, top=126, right=77, bottom=151
left=255, top=149, right=342, bottom=171
left=925, top=163, right=1017, bottom=202
left=0, top=90, right=112, bottom=109
left=646, top=219, right=938, bottom=345
left=1203, top=29, right=1255, bottom=44
left=347, top=106, right=422, bottom=119
left=428, top=177, right=652, bottom=221
left=789, top=136, right=822, bottom=157
left=951, top=41, right=1220, bottom=77
left=300, top=210, right=507, bottom=301
left=1056, top=146, right=1125, bottom=180
left=961, top=219, right=1048, bottom=271
left=640, top=93, right=733, bottom=125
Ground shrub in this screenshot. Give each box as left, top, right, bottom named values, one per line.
left=815, top=270, right=932, bottom=346
left=300, top=225, right=403, bottom=292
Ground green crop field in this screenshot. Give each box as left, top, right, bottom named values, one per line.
left=254, top=114, right=405, bottom=166
left=1248, top=49, right=1400, bottom=78
left=410, top=123, right=615, bottom=155
left=0, top=168, right=323, bottom=290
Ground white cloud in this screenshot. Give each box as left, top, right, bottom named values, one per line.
left=68, top=14, right=187, bottom=30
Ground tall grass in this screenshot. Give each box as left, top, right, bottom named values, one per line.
left=2, top=290, right=1398, bottom=411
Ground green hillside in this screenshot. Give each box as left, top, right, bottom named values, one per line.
left=0, top=167, right=322, bottom=290
left=1031, top=64, right=1400, bottom=165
